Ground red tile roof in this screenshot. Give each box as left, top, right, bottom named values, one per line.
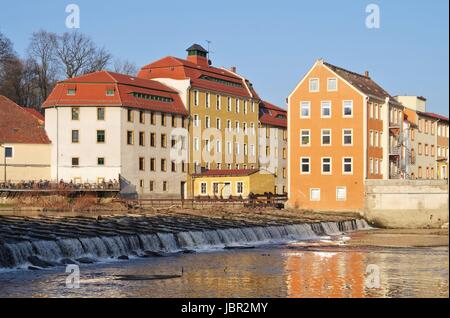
left=192, top=169, right=260, bottom=178
left=24, top=108, right=45, bottom=124
left=324, top=62, right=402, bottom=105
left=0, top=95, right=50, bottom=144
left=259, top=100, right=287, bottom=128
left=138, top=56, right=259, bottom=99
left=42, top=71, right=188, bottom=116
left=417, top=111, right=449, bottom=122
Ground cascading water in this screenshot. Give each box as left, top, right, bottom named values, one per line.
left=0, top=219, right=371, bottom=270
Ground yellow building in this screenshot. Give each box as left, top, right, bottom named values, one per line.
left=192, top=169, right=275, bottom=198
left=0, top=96, right=51, bottom=183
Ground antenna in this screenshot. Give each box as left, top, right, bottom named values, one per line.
left=206, top=40, right=213, bottom=60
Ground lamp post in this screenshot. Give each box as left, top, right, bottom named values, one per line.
left=0, top=144, right=6, bottom=183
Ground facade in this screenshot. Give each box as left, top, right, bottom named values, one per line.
left=396, top=96, right=449, bottom=180
left=43, top=71, right=189, bottom=198
left=137, top=44, right=275, bottom=197
left=287, top=59, right=407, bottom=212
left=0, top=95, right=51, bottom=182
left=259, top=101, right=288, bottom=194
left=192, top=169, right=275, bottom=198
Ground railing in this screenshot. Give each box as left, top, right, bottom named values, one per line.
left=0, top=180, right=120, bottom=192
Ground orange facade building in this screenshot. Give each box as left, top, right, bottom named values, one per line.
left=287, top=59, right=406, bottom=212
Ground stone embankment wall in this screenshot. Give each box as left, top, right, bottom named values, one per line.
left=364, top=180, right=449, bottom=229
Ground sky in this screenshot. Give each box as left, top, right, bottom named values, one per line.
left=0, top=0, right=448, bottom=115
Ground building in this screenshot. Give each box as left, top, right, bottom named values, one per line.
left=259, top=100, right=288, bottom=194
left=287, top=59, right=407, bottom=212
left=0, top=95, right=51, bottom=183
left=397, top=96, right=449, bottom=180
left=43, top=71, right=189, bottom=198
left=137, top=44, right=274, bottom=197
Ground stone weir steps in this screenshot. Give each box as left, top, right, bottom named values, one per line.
left=0, top=214, right=371, bottom=269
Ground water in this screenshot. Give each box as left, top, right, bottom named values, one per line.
left=0, top=243, right=447, bottom=298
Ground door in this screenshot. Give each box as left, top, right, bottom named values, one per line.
left=222, top=182, right=231, bottom=198
left=180, top=182, right=186, bottom=199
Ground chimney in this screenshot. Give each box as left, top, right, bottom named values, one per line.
left=364, top=70, right=370, bottom=77
left=230, top=66, right=237, bottom=73
left=186, top=44, right=209, bottom=67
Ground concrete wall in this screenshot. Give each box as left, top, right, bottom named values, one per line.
left=364, top=179, right=449, bottom=228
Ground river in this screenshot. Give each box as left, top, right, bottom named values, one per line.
left=0, top=230, right=447, bottom=298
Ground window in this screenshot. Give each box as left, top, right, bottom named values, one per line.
left=127, top=109, right=133, bottom=122
left=139, top=132, right=145, bottom=146
left=301, top=157, right=310, bottom=174
left=127, top=131, right=134, bottom=145
left=106, top=89, right=115, bottom=96
left=375, top=131, right=379, bottom=147
left=161, top=159, right=167, bottom=172
left=97, top=107, right=105, bottom=120
left=216, top=118, right=221, bottom=129
left=139, top=111, right=145, bottom=124
left=369, top=158, right=374, bottom=174
left=301, top=130, right=310, bottom=146
left=431, top=145, right=435, bottom=157
left=213, top=183, right=219, bottom=195
left=343, top=100, right=353, bottom=117
left=236, top=182, right=244, bottom=194
left=71, top=130, right=79, bottom=143
left=150, top=112, right=156, bottom=125
left=227, top=120, right=232, bottom=132
left=321, top=129, right=331, bottom=146
left=244, top=100, right=248, bottom=114
left=201, top=182, right=207, bottom=194
left=309, top=78, right=319, bottom=92
left=163, top=181, right=168, bottom=192
left=171, top=136, right=177, bottom=148
left=343, top=157, right=353, bottom=174
left=235, top=121, right=240, bottom=133
left=182, top=161, right=186, bottom=173
left=161, top=114, right=166, bottom=126
left=343, top=129, right=353, bottom=146
left=310, top=188, right=321, bottom=201
left=250, top=144, right=255, bottom=156
left=418, top=166, right=422, bottom=179
left=97, top=130, right=105, bottom=143
left=227, top=97, right=232, bottom=112
left=216, top=140, right=222, bottom=153
left=216, top=95, right=221, bottom=110
left=149, top=181, right=154, bottom=192
left=374, top=104, right=379, bottom=120
left=67, top=89, right=76, bottom=96
left=72, top=157, right=79, bottom=166
left=375, top=159, right=379, bottom=175
left=4, top=147, right=13, bottom=158
left=171, top=161, right=177, bottom=172
left=336, top=187, right=347, bottom=201
left=321, top=157, right=332, bottom=174
left=205, top=92, right=210, bottom=108
left=194, top=114, right=200, bottom=127
left=283, top=148, right=287, bottom=159
left=150, top=158, right=156, bottom=171
left=243, top=122, right=248, bottom=134
left=205, top=140, right=211, bottom=152
left=161, top=134, right=167, bottom=148
left=327, top=78, right=337, bottom=91
left=194, top=90, right=199, bottom=106
left=252, top=101, right=256, bottom=113
left=194, top=138, right=200, bottom=151
left=321, top=101, right=331, bottom=118
left=71, top=107, right=79, bottom=120
left=150, top=133, right=156, bottom=147
left=205, top=116, right=210, bottom=128
left=300, top=101, right=311, bottom=118
left=227, top=142, right=232, bottom=154
left=139, top=157, right=145, bottom=171
left=236, top=99, right=240, bottom=113
left=244, top=143, right=248, bottom=156
left=95, top=157, right=104, bottom=166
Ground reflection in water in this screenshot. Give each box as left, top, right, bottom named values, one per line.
left=0, top=244, right=448, bottom=298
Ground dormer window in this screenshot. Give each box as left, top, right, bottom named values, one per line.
left=67, top=89, right=76, bottom=96
left=106, top=89, right=115, bottom=96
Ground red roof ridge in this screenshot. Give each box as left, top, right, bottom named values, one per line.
left=260, top=100, right=286, bottom=113
left=193, top=168, right=260, bottom=177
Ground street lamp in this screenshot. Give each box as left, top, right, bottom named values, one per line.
left=0, top=144, right=6, bottom=183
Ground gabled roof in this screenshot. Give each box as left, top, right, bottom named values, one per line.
left=192, top=169, right=260, bottom=178
left=42, top=71, right=188, bottom=115
left=24, top=108, right=45, bottom=124
left=259, top=100, right=287, bottom=128
left=417, top=111, right=449, bottom=122
left=0, top=95, right=50, bottom=144
left=138, top=56, right=259, bottom=99
left=324, top=62, right=401, bottom=105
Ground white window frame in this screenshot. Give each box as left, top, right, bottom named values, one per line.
left=300, top=157, right=311, bottom=175
left=205, top=92, right=210, bottom=108
left=200, top=182, right=207, bottom=194
left=342, top=157, right=353, bottom=175
left=343, top=100, right=353, bottom=118
left=216, top=118, right=221, bottom=130
left=194, top=90, right=199, bottom=106
left=309, top=78, right=319, bottom=93
left=336, top=187, right=347, bottom=201
left=300, top=101, right=311, bottom=119
left=321, top=157, right=332, bottom=175
left=194, top=137, right=200, bottom=151
left=327, top=78, right=338, bottom=92
left=300, top=129, right=311, bottom=147
left=310, top=188, right=321, bottom=201
left=342, top=128, right=353, bottom=146
left=321, top=101, right=332, bottom=118
left=236, top=182, right=244, bottom=195
left=194, top=114, right=200, bottom=127
left=205, top=116, right=210, bottom=128
left=227, top=97, right=232, bottom=112
left=216, top=94, right=221, bottom=110
left=321, top=129, right=332, bottom=146
left=216, top=140, right=222, bottom=153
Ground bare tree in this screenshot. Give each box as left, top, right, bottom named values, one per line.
left=56, top=32, right=111, bottom=78
left=27, top=30, right=59, bottom=104
left=112, top=58, right=138, bottom=75
left=0, top=32, right=15, bottom=64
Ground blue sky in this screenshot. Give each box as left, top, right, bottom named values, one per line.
left=0, top=0, right=448, bottom=115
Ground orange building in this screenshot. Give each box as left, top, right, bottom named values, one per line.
left=287, top=59, right=406, bottom=212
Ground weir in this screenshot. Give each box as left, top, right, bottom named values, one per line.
left=0, top=214, right=370, bottom=269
